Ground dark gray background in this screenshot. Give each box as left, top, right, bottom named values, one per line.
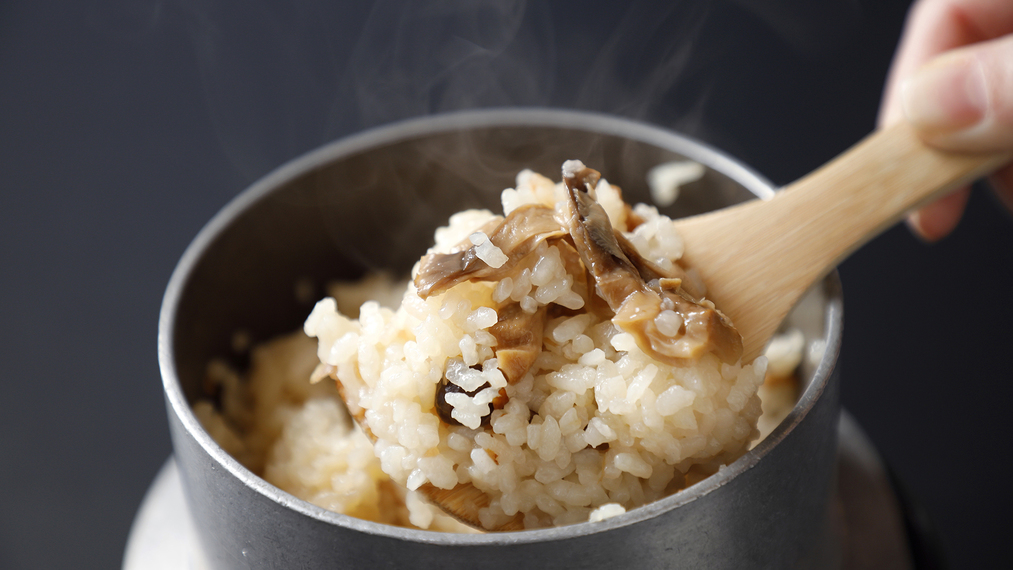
left=1, top=1, right=1010, bottom=568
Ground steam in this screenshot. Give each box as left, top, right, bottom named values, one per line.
left=85, top=0, right=164, bottom=40
left=727, top=0, right=861, bottom=59
left=326, top=0, right=555, bottom=137
left=174, top=1, right=722, bottom=182
left=167, top=1, right=861, bottom=184
left=179, top=0, right=360, bottom=181
left=569, top=2, right=714, bottom=134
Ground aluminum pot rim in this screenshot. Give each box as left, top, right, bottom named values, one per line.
left=157, top=107, right=842, bottom=546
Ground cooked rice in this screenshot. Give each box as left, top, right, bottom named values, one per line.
left=196, top=167, right=807, bottom=532
left=195, top=312, right=473, bottom=532
left=304, top=169, right=768, bottom=530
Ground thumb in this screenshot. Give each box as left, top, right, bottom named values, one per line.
left=902, top=35, right=1013, bottom=152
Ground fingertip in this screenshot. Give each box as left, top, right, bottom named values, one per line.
left=906, top=186, right=972, bottom=242
left=901, top=52, right=986, bottom=136
left=901, top=36, right=1013, bottom=152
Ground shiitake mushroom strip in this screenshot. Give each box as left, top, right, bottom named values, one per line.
left=562, top=162, right=742, bottom=365
left=489, top=303, right=546, bottom=384
left=414, top=204, right=565, bottom=298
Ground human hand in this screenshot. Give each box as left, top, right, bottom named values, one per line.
left=879, top=0, right=1013, bottom=241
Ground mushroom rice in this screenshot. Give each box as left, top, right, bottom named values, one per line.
left=196, top=162, right=805, bottom=532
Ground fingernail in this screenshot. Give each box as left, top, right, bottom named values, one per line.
left=905, top=211, right=935, bottom=243
left=901, top=54, right=988, bottom=133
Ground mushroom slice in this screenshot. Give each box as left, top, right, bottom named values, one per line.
left=434, top=301, right=546, bottom=428
left=561, top=160, right=742, bottom=365
left=612, top=281, right=743, bottom=364
left=561, top=164, right=641, bottom=304
left=490, top=302, right=547, bottom=384
left=414, top=204, right=565, bottom=298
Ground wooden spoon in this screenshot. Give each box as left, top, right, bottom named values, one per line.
left=672, top=122, right=1010, bottom=362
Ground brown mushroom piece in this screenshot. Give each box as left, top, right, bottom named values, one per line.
left=415, top=205, right=565, bottom=390
left=489, top=302, right=546, bottom=384
left=431, top=302, right=547, bottom=424
left=561, top=161, right=743, bottom=365
left=435, top=375, right=493, bottom=427
left=414, top=204, right=565, bottom=298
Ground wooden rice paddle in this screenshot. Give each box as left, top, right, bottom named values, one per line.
left=672, top=122, right=1010, bottom=363
left=417, top=481, right=524, bottom=531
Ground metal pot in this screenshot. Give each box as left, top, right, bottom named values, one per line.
left=158, top=108, right=843, bottom=569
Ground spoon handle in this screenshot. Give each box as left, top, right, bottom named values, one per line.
left=674, top=122, right=1010, bottom=361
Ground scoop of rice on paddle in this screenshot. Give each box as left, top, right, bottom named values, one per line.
left=305, top=162, right=767, bottom=530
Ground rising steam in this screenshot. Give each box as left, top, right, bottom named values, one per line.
left=165, top=0, right=860, bottom=183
